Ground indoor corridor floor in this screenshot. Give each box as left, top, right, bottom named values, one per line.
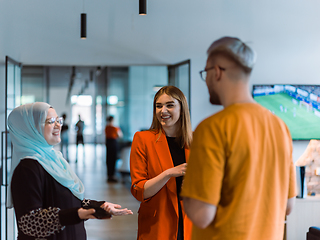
left=66, top=143, right=140, bottom=240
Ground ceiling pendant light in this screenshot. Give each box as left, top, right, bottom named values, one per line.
left=139, top=0, right=147, bottom=15
left=81, top=13, right=87, bottom=39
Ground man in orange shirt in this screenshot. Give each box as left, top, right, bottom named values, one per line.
left=181, top=37, right=297, bottom=240
left=105, top=116, right=123, bottom=183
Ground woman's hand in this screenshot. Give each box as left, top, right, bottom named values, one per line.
left=78, top=208, right=97, bottom=220
left=143, top=163, right=188, bottom=199
left=166, top=163, right=187, bottom=177
left=101, top=202, right=133, bottom=216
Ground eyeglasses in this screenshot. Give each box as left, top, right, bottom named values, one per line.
left=199, top=66, right=226, bottom=81
left=45, top=117, right=64, bottom=126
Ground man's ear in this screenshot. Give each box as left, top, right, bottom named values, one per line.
left=215, top=65, right=223, bottom=81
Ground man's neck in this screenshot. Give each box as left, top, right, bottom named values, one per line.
left=221, top=81, right=254, bottom=108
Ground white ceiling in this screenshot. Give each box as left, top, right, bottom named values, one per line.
left=1, top=0, right=320, bottom=69
left=1, top=0, right=320, bottom=88
left=1, top=0, right=209, bottom=66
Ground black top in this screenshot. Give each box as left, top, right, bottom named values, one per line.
left=166, top=136, right=185, bottom=197
left=11, top=159, right=86, bottom=240
left=166, top=136, right=185, bottom=240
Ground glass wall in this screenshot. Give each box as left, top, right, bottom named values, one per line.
left=95, top=66, right=169, bottom=143
left=2, top=61, right=190, bottom=239
left=1, top=56, right=21, bottom=240
left=168, top=60, right=191, bottom=112
left=128, top=66, right=168, bottom=139
left=71, top=95, right=93, bottom=136
left=20, top=63, right=190, bottom=146
left=106, top=67, right=129, bottom=141
left=21, top=67, right=47, bottom=104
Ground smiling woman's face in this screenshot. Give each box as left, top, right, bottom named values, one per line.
left=155, top=93, right=181, bottom=136
left=43, top=108, right=62, bottom=145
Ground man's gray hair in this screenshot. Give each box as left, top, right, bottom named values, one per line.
left=207, top=36, right=257, bottom=73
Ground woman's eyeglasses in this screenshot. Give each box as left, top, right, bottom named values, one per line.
left=45, top=117, right=64, bottom=126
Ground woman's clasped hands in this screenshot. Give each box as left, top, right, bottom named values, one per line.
left=78, top=202, right=133, bottom=220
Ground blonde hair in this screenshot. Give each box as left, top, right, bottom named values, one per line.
left=149, top=86, right=192, bottom=148
left=207, top=36, right=257, bottom=74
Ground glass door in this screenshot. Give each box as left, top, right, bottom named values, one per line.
left=1, top=56, right=21, bottom=240
left=168, top=59, right=191, bottom=113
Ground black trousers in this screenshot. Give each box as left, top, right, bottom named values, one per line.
left=76, top=134, right=84, bottom=145
left=106, top=138, right=118, bottom=178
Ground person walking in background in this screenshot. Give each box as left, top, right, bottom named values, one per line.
left=7, top=102, right=133, bottom=240
left=75, top=115, right=85, bottom=161
left=181, top=36, right=297, bottom=240
left=105, top=115, right=123, bottom=183
left=130, top=86, right=193, bottom=240
left=60, top=113, right=69, bottom=161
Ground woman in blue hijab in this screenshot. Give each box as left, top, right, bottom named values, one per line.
left=8, top=102, right=132, bottom=240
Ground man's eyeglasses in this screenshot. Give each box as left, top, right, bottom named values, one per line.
left=45, top=117, right=64, bottom=126
left=199, top=66, right=226, bottom=81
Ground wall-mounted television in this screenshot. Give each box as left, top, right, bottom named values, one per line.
left=252, top=85, right=320, bottom=140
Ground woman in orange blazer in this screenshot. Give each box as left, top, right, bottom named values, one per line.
left=130, top=86, right=193, bottom=240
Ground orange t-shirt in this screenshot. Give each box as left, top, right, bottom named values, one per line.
left=181, top=103, right=297, bottom=240
left=105, top=125, right=119, bottom=139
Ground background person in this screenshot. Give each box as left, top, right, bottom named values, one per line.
left=60, top=113, right=69, bottom=161
left=75, top=115, right=85, bottom=161
left=181, top=36, right=297, bottom=240
left=130, top=86, right=193, bottom=240
left=8, top=102, right=133, bottom=240
left=105, top=115, right=123, bottom=183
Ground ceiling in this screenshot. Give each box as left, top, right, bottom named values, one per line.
left=1, top=0, right=319, bottom=68
left=1, top=0, right=209, bottom=66
left=1, top=0, right=320, bottom=88
left=2, top=0, right=320, bottom=128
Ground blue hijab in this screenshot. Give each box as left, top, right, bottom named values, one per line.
left=7, top=102, right=84, bottom=208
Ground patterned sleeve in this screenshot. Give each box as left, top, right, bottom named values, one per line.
left=82, top=199, right=105, bottom=208
left=82, top=199, right=91, bottom=207
left=18, top=207, right=65, bottom=238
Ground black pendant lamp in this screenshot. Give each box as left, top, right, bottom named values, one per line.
left=81, top=13, right=87, bottom=39
left=139, top=0, right=147, bottom=15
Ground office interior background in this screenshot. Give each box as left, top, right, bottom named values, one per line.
left=1, top=0, right=319, bottom=239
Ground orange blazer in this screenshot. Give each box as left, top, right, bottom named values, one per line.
left=130, top=130, right=192, bottom=240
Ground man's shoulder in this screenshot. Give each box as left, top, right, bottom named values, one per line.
left=246, top=103, right=289, bottom=126
left=219, top=102, right=276, bottom=120
left=193, top=114, right=223, bottom=141
left=194, top=103, right=279, bottom=132
left=196, top=109, right=228, bottom=128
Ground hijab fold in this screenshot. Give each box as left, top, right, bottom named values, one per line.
left=7, top=102, right=84, bottom=208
